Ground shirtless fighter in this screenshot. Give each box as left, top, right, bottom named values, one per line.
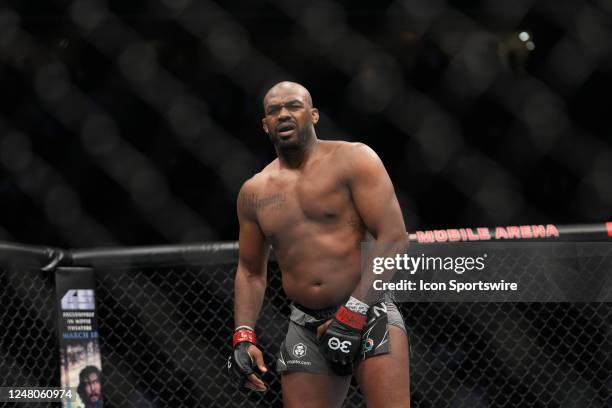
left=228, top=81, right=411, bottom=407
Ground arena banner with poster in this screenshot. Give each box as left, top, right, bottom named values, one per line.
left=55, top=267, right=103, bottom=408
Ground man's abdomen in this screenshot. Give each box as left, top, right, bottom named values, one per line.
left=274, top=230, right=363, bottom=309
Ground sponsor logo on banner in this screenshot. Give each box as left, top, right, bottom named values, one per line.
left=61, top=289, right=95, bottom=310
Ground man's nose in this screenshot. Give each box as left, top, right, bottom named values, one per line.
left=278, top=106, right=291, bottom=119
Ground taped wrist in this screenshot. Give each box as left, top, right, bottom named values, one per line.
left=335, top=296, right=370, bottom=330
left=233, top=327, right=256, bottom=347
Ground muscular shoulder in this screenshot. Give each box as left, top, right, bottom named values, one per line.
left=324, top=140, right=376, bottom=159
left=237, top=159, right=281, bottom=217
left=327, top=141, right=382, bottom=175
left=237, top=173, right=264, bottom=219
left=240, top=159, right=278, bottom=192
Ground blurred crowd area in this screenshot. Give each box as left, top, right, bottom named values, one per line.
left=0, top=0, right=611, bottom=247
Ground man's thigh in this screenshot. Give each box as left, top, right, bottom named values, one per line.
left=281, top=371, right=351, bottom=408
left=355, top=325, right=411, bottom=408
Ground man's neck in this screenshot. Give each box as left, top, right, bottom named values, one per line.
left=276, top=135, right=318, bottom=169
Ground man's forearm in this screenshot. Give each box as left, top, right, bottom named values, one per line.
left=352, top=233, right=410, bottom=305
left=234, top=268, right=267, bottom=329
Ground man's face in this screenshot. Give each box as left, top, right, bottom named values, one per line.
left=83, top=373, right=101, bottom=404
left=262, top=86, right=318, bottom=149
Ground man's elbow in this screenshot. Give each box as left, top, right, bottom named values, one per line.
left=394, top=232, right=411, bottom=251
left=236, top=263, right=267, bottom=281
left=377, top=230, right=411, bottom=249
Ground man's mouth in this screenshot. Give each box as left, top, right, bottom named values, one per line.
left=276, top=122, right=296, bottom=138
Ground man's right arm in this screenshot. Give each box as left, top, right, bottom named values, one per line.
left=234, top=178, right=269, bottom=328
left=230, top=178, right=269, bottom=392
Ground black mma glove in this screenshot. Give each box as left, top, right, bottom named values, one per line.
left=319, top=296, right=369, bottom=375
left=227, top=326, right=267, bottom=391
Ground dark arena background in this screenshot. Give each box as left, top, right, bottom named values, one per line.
left=0, top=0, right=611, bottom=407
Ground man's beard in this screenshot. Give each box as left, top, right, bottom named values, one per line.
left=269, top=127, right=309, bottom=151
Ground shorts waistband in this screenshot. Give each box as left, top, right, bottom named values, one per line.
left=292, top=292, right=395, bottom=321
left=292, top=303, right=340, bottom=321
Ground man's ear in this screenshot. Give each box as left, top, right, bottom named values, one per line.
left=311, top=108, right=319, bottom=125
left=262, top=118, right=269, bottom=134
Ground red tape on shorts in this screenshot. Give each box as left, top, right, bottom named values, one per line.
left=336, top=306, right=367, bottom=330
left=233, top=329, right=256, bottom=346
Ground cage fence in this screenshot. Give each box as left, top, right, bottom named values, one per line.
left=1, top=240, right=610, bottom=407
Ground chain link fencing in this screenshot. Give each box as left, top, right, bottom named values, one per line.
left=0, top=265, right=60, bottom=402
left=1, top=242, right=610, bottom=407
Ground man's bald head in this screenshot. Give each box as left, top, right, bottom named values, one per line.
left=261, top=81, right=319, bottom=150
left=263, top=81, right=313, bottom=110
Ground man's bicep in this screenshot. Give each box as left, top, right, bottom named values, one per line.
left=236, top=179, right=269, bottom=274
left=350, top=146, right=406, bottom=240
left=237, top=214, right=269, bottom=275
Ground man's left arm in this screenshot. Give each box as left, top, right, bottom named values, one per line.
left=317, top=143, right=409, bottom=372
left=347, top=143, right=410, bottom=303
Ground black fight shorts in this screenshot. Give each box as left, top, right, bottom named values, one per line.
left=276, top=300, right=406, bottom=376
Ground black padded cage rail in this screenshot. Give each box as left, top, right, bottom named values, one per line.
left=0, top=231, right=610, bottom=408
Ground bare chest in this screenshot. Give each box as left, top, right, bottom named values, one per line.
left=252, top=167, right=351, bottom=238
